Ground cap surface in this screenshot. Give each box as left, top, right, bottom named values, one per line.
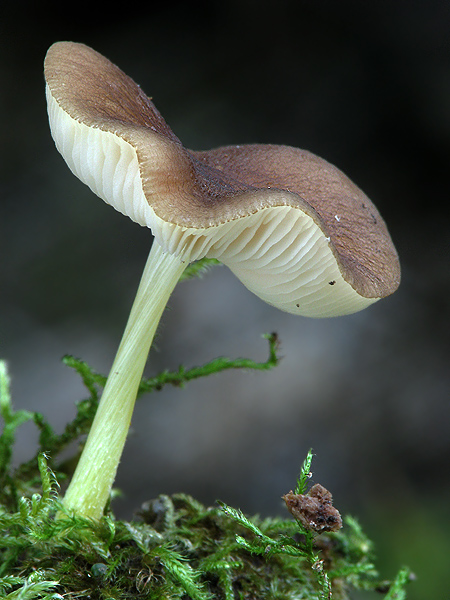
left=44, top=41, right=401, bottom=317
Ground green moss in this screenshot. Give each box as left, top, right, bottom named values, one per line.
left=0, top=338, right=411, bottom=599
left=0, top=458, right=410, bottom=599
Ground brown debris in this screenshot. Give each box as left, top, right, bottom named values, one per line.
left=282, top=483, right=343, bottom=533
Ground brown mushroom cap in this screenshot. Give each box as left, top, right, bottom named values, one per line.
left=44, top=41, right=400, bottom=317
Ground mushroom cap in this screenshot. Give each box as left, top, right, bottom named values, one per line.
left=44, top=41, right=401, bottom=317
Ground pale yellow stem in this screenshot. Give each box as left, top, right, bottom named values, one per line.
left=62, top=241, right=186, bottom=519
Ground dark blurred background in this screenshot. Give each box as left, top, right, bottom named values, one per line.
left=1, top=1, right=449, bottom=597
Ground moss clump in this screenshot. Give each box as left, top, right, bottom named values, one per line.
left=0, top=340, right=411, bottom=599
left=0, top=455, right=410, bottom=599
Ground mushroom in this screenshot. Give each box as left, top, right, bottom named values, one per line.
left=44, top=41, right=400, bottom=519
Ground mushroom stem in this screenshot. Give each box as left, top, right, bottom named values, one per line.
left=62, top=240, right=186, bottom=520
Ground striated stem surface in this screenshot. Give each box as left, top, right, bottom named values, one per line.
left=63, top=240, right=186, bottom=519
